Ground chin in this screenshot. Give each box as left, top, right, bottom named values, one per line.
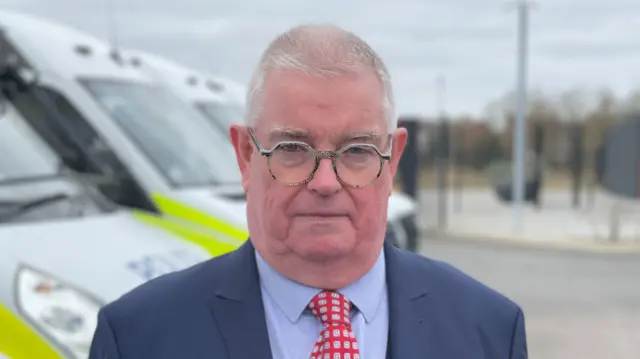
left=291, top=233, right=356, bottom=261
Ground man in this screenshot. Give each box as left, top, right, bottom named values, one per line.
left=89, top=24, right=528, bottom=359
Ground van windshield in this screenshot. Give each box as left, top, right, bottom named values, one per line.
left=0, top=111, right=59, bottom=180
left=194, top=101, right=244, bottom=139
left=0, top=107, right=112, bottom=222
left=81, top=79, right=242, bottom=187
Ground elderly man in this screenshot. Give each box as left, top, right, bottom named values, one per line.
left=89, top=24, right=528, bottom=359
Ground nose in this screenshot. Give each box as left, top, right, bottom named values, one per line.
left=306, top=158, right=342, bottom=195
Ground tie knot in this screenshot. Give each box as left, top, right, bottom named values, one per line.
left=308, top=290, right=352, bottom=326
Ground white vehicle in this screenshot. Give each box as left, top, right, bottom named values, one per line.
left=0, top=10, right=248, bottom=257
left=120, top=50, right=421, bottom=251
left=0, top=9, right=418, bottom=252
left=0, top=91, right=211, bottom=359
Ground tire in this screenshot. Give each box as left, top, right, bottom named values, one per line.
left=385, top=226, right=400, bottom=248
left=401, top=215, right=419, bottom=252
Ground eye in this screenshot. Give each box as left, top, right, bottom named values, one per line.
left=278, top=143, right=308, bottom=153
left=344, top=146, right=373, bottom=156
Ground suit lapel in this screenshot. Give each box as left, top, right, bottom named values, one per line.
left=385, top=243, right=438, bottom=359
left=208, top=240, right=273, bottom=359
left=207, top=241, right=441, bottom=359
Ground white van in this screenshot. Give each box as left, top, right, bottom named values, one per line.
left=0, top=10, right=250, bottom=257
left=119, top=50, right=421, bottom=251
left=0, top=9, right=419, bottom=252
left=0, top=94, right=211, bottom=359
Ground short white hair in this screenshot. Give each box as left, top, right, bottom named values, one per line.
left=245, top=24, right=397, bottom=132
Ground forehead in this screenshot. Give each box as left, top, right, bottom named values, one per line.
left=257, top=69, right=386, bottom=140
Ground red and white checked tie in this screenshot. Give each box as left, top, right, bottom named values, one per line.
left=308, top=290, right=360, bottom=359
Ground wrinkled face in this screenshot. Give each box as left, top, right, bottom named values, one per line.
left=230, top=69, right=407, bottom=265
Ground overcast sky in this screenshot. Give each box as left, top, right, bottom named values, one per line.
left=2, top=0, right=639, bottom=118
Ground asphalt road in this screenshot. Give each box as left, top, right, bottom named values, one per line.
left=419, top=236, right=640, bottom=359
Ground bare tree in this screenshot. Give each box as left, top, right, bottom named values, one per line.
left=618, top=89, right=640, bottom=116
left=482, top=90, right=516, bottom=132
left=555, top=88, right=588, bottom=123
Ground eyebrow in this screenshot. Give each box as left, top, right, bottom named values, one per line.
left=268, top=128, right=383, bottom=143
left=268, top=128, right=310, bottom=142
left=343, top=131, right=382, bottom=142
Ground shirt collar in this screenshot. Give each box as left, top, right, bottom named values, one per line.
left=255, top=249, right=387, bottom=324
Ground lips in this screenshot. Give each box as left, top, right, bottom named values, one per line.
left=297, top=213, right=347, bottom=218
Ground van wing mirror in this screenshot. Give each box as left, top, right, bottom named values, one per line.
left=0, top=62, right=40, bottom=92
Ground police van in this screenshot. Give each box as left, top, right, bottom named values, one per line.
left=0, top=10, right=420, bottom=252
left=117, top=50, right=421, bottom=252
left=0, top=91, right=211, bottom=359
left=0, top=10, right=250, bottom=257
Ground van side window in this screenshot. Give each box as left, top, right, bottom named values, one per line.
left=10, top=86, right=103, bottom=174
left=9, top=85, right=158, bottom=212
left=33, top=87, right=103, bottom=151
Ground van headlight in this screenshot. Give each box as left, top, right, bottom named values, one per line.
left=15, top=265, right=103, bottom=359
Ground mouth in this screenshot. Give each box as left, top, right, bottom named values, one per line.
left=296, top=214, right=348, bottom=218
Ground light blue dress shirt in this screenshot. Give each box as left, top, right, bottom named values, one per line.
left=255, top=250, right=389, bottom=359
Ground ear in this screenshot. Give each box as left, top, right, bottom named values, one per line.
left=388, top=127, right=408, bottom=179
left=230, top=124, right=253, bottom=192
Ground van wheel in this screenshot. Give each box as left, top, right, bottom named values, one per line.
left=401, top=215, right=419, bottom=252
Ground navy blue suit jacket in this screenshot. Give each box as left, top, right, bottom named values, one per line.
left=89, top=241, right=528, bottom=359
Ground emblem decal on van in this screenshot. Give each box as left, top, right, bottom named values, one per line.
left=125, top=249, right=205, bottom=282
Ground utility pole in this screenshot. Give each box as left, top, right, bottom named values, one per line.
left=510, top=0, right=535, bottom=232
left=436, top=74, right=448, bottom=229
left=106, top=0, right=123, bottom=64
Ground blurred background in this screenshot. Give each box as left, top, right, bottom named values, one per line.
left=0, top=0, right=638, bottom=358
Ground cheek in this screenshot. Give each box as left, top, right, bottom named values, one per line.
left=255, top=170, right=298, bottom=229
left=255, top=167, right=281, bottom=210
left=350, top=183, right=390, bottom=226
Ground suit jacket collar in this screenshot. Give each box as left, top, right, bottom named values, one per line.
left=208, top=240, right=274, bottom=359
left=385, top=241, right=439, bottom=359
left=208, top=240, right=436, bottom=359
left=209, top=239, right=260, bottom=301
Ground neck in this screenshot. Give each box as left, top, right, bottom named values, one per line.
left=265, top=245, right=383, bottom=290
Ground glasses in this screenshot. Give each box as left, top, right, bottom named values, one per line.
left=248, top=128, right=392, bottom=188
